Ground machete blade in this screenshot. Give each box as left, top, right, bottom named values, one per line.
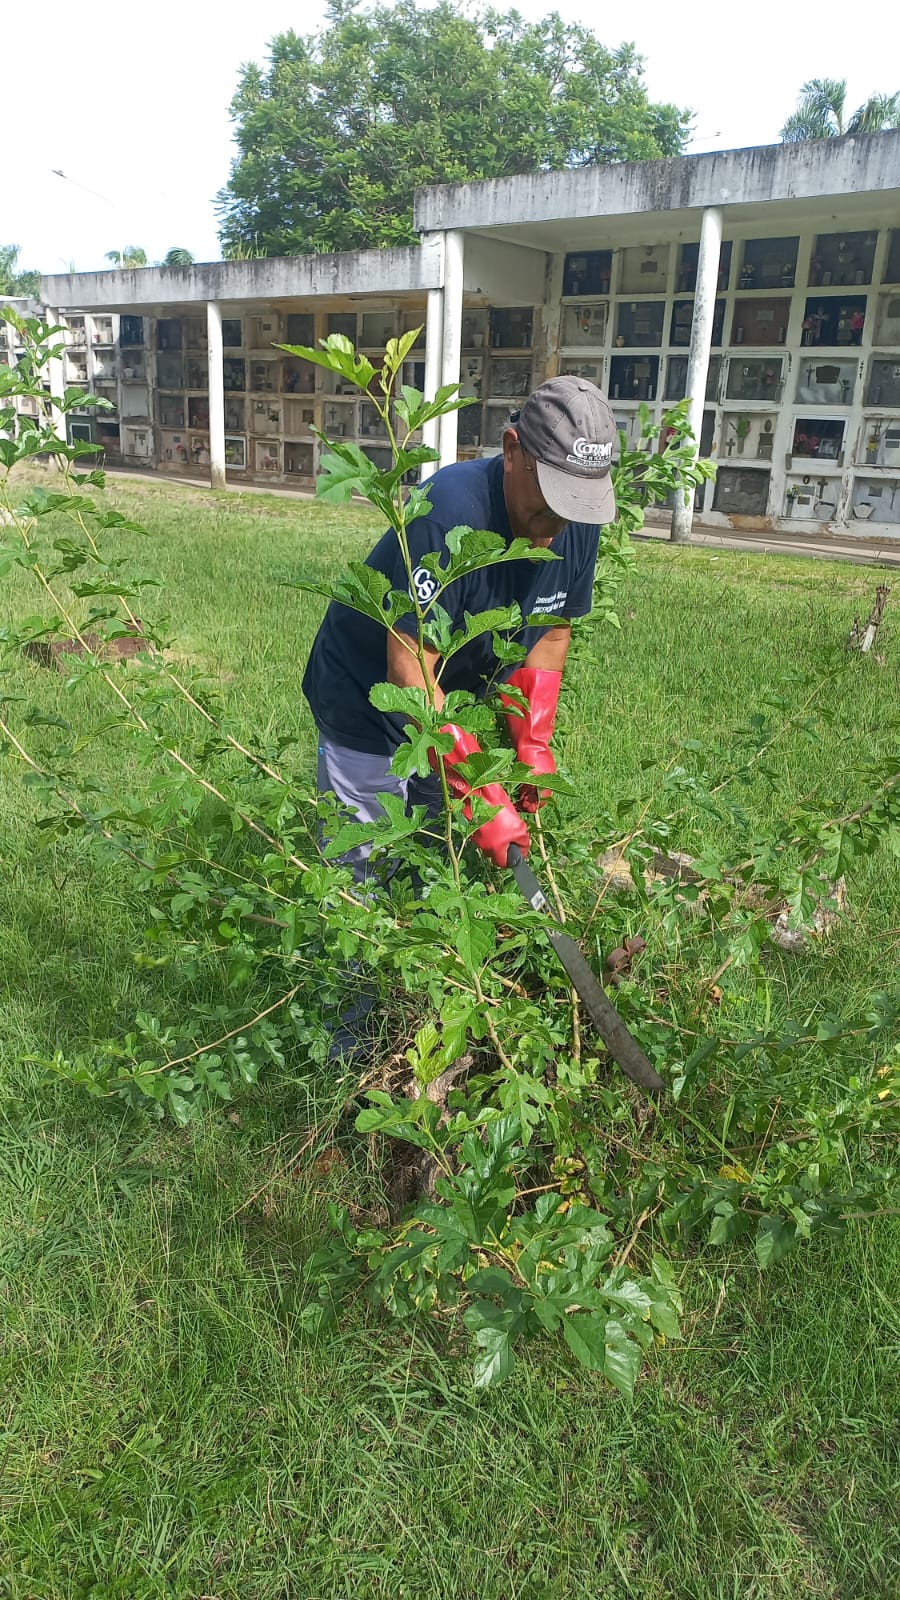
left=507, top=844, right=664, bottom=1096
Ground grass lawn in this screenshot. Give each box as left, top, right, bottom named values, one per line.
left=0, top=472, right=898, bottom=1599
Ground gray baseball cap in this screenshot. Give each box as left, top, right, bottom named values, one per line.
left=515, top=375, right=618, bottom=525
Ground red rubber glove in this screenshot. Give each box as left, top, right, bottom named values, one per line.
left=429, top=724, right=529, bottom=868
left=500, top=667, right=562, bottom=813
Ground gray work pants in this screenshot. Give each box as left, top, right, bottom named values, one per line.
left=315, top=735, right=443, bottom=1059
left=316, top=735, right=443, bottom=885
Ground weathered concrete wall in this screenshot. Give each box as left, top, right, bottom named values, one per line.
left=463, top=235, right=549, bottom=304
left=0, top=296, right=41, bottom=317
left=415, top=132, right=900, bottom=232
left=42, top=239, right=444, bottom=311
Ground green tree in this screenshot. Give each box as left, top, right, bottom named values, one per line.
left=781, top=78, right=900, bottom=141
left=217, top=0, right=691, bottom=257
left=0, top=244, right=40, bottom=298
left=162, top=247, right=194, bottom=266
left=104, top=246, right=148, bottom=268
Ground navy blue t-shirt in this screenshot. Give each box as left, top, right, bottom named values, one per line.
left=302, top=454, right=599, bottom=755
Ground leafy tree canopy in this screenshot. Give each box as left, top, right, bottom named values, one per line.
left=781, top=77, right=900, bottom=142
left=0, top=244, right=40, bottom=299
left=217, top=0, right=691, bottom=257
left=162, top=247, right=195, bottom=266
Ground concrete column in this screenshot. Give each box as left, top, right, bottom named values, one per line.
left=84, top=317, right=97, bottom=388
left=3, top=313, right=18, bottom=373
left=146, top=311, right=160, bottom=471
left=420, top=285, right=444, bottom=480
left=671, top=206, right=723, bottom=544
left=541, top=252, right=566, bottom=380
left=3, top=312, right=19, bottom=437
left=46, top=311, right=67, bottom=443
left=438, top=229, right=465, bottom=469
left=82, top=319, right=99, bottom=456
left=206, top=300, right=226, bottom=491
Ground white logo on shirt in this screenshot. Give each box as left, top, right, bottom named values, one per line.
left=532, top=589, right=569, bottom=613
left=566, top=437, right=612, bottom=469
left=412, top=566, right=439, bottom=603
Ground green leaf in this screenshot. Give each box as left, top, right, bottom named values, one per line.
left=519, top=769, right=574, bottom=797
left=314, top=444, right=380, bottom=505
left=471, top=1323, right=515, bottom=1389
left=60, top=388, right=113, bottom=414
left=708, top=1203, right=751, bottom=1246
left=497, top=1067, right=552, bottom=1145
left=814, top=1013, right=848, bottom=1044
left=382, top=329, right=421, bottom=378
left=602, top=1318, right=641, bottom=1399
left=490, top=630, right=528, bottom=667
left=455, top=904, right=497, bottom=971
left=755, top=1215, right=797, bottom=1268
left=379, top=445, right=439, bottom=486
left=319, top=819, right=379, bottom=859
left=395, top=384, right=427, bottom=431
left=295, top=1301, right=335, bottom=1337
left=647, top=1290, right=681, bottom=1341
left=327, top=563, right=411, bottom=628
left=391, top=725, right=452, bottom=780
left=442, top=606, right=524, bottom=660
left=167, top=1089, right=195, bottom=1127
left=418, top=602, right=452, bottom=656
left=322, top=789, right=429, bottom=859
left=395, top=385, right=475, bottom=433
left=354, top=1098, right=432, bottom=1146
left=437, top=992, right=476, bottom=1061
left=671, top=1035, right=718, bottom=1101
left=406, top=1020, right=444, bottom=1085
left=402, top=484, right=435, bottom=527
left=562, top=1310, right=607, bottom=1370
left=466, top=1266, right=517, bottom=1297
left=368, top=681, right=431, bottom=721
left=276, top=336, right=376, bottom=392
left=430, top=526, right=558, bottom=590
left=603, top=1276, right=652, bottom=1318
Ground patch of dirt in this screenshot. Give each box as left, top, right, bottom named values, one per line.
left=22, top=621, right=153, bottom=671
left=597, top=847, right=849, bottom=953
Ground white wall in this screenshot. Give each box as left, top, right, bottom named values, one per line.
left=463, top=235, right=548, bottom=305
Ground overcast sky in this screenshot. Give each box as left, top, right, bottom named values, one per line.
left=8, top=0, right=889, bottom=277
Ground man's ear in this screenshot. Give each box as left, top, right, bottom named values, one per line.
left=501, top=427, right=519, bottom=470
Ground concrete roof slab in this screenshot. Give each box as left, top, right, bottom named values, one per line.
left=41, top=240, right=444, bottom=312
left=414, top=132, right=900, bottom=236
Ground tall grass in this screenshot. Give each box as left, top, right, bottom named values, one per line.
left=0, top=474, right=897, bottom=1598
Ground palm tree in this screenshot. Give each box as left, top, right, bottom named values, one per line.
left=781, top=79, right=900, bottom=142
left=104, top=246, right=148, bottom=268
left=163, top=247, right=194, bottom=267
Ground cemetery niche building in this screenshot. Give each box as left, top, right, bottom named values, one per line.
left=7, top=129, right=900, bottom=541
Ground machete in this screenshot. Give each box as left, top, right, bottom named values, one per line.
left=506, top=843, right=664, bottom=1096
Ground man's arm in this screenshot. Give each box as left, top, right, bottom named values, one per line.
left=502, top=623, right=571, bottom=814
left=388, top=629, right=529, bottom=864
left=388, top=621, right=572, bottom=702
left=524, top=622, right=571, bottom=674
left=386, top=630, right=445, bottom=712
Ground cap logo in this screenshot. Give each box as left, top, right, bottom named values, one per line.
left=566, top=436, right=613, bottom=470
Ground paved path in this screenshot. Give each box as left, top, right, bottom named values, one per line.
left=639, top=512, right=900, bottom=568
left=105, top=467, right=900, bottom=569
